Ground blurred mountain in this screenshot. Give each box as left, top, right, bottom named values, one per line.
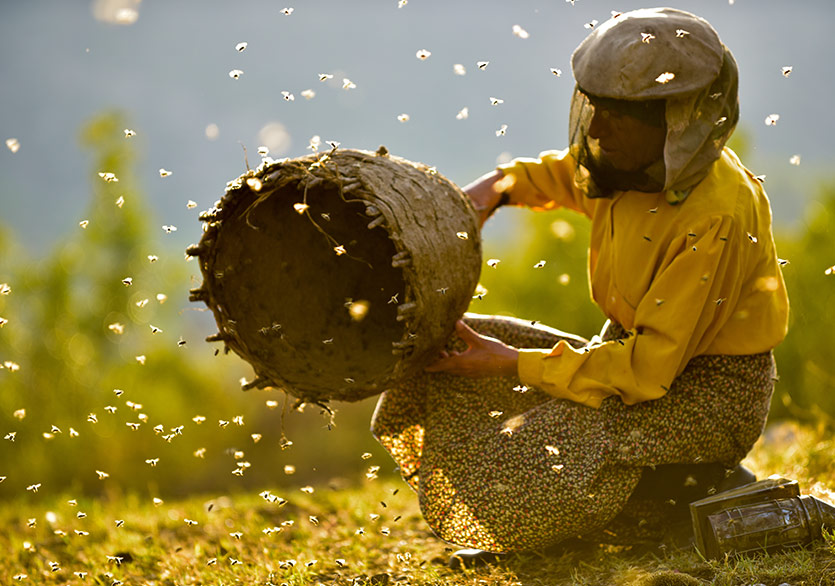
left=1, top=0, right=833, bottom=255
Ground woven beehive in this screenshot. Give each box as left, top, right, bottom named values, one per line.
left=187, top=147, right=481, bottom=403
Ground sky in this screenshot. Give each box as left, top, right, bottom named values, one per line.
left=1, top=0, right=834, bottom=256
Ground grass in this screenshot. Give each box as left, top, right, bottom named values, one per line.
left=2, top=421, right=835, bottom=586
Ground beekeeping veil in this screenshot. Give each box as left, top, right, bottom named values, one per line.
left=569, top=7, right=739, bottom=199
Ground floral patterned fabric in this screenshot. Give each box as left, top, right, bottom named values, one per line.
left=371, top=314, right=775, bottom=553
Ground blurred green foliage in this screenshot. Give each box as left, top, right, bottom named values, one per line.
left=0, top=113, right=833, bottom=499
left=771, top=187, right=835, bottom=422
left=0, top=113, right=386, bottom=500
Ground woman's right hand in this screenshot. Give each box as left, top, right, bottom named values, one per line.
left=462, top=170, right=508, bottom=227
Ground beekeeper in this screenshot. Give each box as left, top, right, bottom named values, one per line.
left=372, top=6, right=789, bottom=563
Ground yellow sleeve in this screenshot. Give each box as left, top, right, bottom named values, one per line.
left=518, top=215, right=741, bottom=408
left=496, top=149, right=590, bottom=216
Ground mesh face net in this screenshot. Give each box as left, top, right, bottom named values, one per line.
left=568, top=8, right=740, bottom=200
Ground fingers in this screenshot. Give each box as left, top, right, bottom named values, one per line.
left=454, top=320, right=480, bottom=344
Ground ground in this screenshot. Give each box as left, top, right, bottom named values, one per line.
left=2, top=422, right=834, bottom=586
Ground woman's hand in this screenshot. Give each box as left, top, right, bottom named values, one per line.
left=462, top=170, right=508, bottom=227
left=425, top=320, right=519, bottom=378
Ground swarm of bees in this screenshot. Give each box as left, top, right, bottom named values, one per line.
left=0, top=1, right=814, bottom=582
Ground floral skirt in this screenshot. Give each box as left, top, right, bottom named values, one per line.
left=371, top=314, right=776, bottom=553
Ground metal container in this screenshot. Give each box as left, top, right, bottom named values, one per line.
left=690, top=476, right=835, bottom=558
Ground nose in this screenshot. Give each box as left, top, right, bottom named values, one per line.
left=587, top=107, right=611, bottom=139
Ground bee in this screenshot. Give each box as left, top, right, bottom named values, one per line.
left=512, top=24, right=529, bottom=39
left=655, top=72, right=675, bottom=84
left=640, top=32, right=655, bottom=43
left=235, top=42, right=247, bottom=52
left=489, top=97, right=504, bottom=106
left=415, top=49, right=431, bottom=60
left=477, top=61, right=489, bottom=70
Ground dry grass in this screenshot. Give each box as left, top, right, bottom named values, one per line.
left=2, top=422, right=834, bottom=586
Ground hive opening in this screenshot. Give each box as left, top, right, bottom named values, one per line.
left=211, top=178, right=407, bottom=395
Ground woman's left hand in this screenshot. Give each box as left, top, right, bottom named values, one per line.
left=424, top=320, right=519, bottom=378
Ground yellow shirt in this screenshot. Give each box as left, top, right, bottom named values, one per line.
left=497, top=147, right=789, bottom=408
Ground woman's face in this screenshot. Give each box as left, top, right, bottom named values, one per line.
left=586, top=102, right=667, bottom=173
